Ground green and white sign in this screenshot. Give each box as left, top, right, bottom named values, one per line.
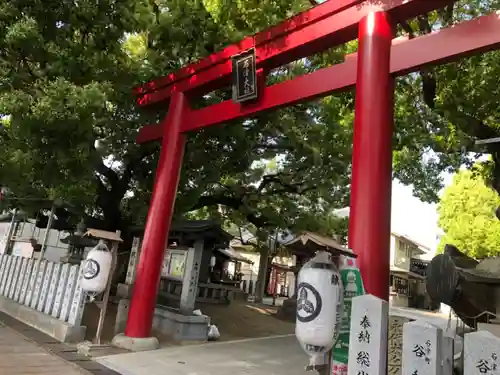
left=331, top=256, right=365, bottom=375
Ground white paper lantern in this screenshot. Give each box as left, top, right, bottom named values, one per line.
left=81, top=240, right=112, bottom=293
left=295, top=251, right=344, bottom=366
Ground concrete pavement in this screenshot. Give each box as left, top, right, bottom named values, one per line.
left=95, top=306, right=466, bottom=375
left=97, top=334, right=311, bottom=375
left=0, top=323, right=88, bottom=375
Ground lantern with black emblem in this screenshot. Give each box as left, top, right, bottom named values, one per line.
left=81, top=240, right=112, bottom=294
left=295, top=251, right=344, bottom=367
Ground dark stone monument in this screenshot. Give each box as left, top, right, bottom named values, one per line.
left=426, top=244, right=500, bottom=328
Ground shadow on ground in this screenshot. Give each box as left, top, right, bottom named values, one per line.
left=82, top=299, right=295, bottom=345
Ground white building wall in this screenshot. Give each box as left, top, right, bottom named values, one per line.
left=390, top=235, right=396, bottom=266
left=1, top=221, right=78, bottom=262
left=393, top=237, right=414, bottom=271
left=14, top=222, right=70, bottom=262
left=0, top=222, right=10, bottom=254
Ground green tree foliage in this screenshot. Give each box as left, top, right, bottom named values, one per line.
left=1, top=0, right=500, bottom=242
left=0, top=0, right=155, bottom=228
left=438, top=166, right=500, bottom=259
left=0, top=0, right=351, bottom=238
left=393, top=0, right=500, bottom=201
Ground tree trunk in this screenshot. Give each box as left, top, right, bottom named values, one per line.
left=264, top=264, right=273, bottom=296
left=255, top=248, right=271, bottom=303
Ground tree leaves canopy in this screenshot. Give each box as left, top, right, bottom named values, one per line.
left=437, top=166, right=500, bottom=259
left=1, top=0, right=500, bottom=241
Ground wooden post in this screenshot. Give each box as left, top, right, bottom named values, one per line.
left=94, top=230, right=121, bottom=345
left=125, top=92, right=187, bottom=338
left=38, top=204, right=55, bottom=262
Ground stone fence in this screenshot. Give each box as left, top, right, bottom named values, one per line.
left=0, top=254, right=86, bottom=342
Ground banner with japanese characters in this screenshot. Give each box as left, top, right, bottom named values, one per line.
left=331, top=255, right=365, bottom=375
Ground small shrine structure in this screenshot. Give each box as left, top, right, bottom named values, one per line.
left=278, top=231, right=355, bottom=320
left=114, top=220, right=253, bottom=345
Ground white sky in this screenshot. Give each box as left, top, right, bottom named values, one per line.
left=394, top=153, right=491, bottom=253
left=390, top=177, right=451, bottom=253
left=335, top=174, right=454, bottom=254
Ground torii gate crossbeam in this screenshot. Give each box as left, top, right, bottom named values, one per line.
left=134, top=0, right=451, bottom=108
left=137, top=11, right=500, bottom=143
left=121, top=0, right=500, bottom=342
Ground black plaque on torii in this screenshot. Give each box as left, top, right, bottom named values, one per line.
left=232, top=48, right=258, bottom=103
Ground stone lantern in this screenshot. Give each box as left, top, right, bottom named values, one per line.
left=60, top=220, right=98, bottom=264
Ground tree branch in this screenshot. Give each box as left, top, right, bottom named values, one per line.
left=257, top=166, right=309, bottom=193
left=191, top=193, right=270, bottom=227
left=400, top=21, right=414, bottom=38
left=95, top=160, right=120, bottom=189
left=269, top=184, right=317, bottom=196
left=252, top=143, right=293, bottom=152
left=188, top=170, right=317, bottom=229
left=119, top=145, right=158, bottom=196
left=417, top=14, right=433, bottom=35
left=439, top=4, right=455, bottom=27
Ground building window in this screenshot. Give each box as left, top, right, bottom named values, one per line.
left=392, top=276, right=409, bottom=296
left=397, top=239, right=416, bottom=258
left=397, top=239, right=404, bottom=252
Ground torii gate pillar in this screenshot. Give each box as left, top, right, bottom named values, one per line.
left=112, top=0, right=500, bottom=348
left=349, top=12, right=394, bottom=301
left=120, top=12, right=395, bottom=342
left=120, top=12, right=395, bottom=343
left=120, top=93, right=187, bottom=344
left=120, top=0, right=499, bottom=343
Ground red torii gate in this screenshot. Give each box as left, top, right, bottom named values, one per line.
left=124, top=0, right=500, bottom=339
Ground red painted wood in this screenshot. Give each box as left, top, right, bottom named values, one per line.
left=133, top=0, right=364, bottom=96
left=390, top=10, right=500, bottom=74
left=135, top=0, right=453, bottom=107
left=125, top=92, right=187, bottom=338
left=125, top=0, right=500, bottom=340
left=135, top=11, right=500, bottom=143
left=348, top=11, right=393, bottom=302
